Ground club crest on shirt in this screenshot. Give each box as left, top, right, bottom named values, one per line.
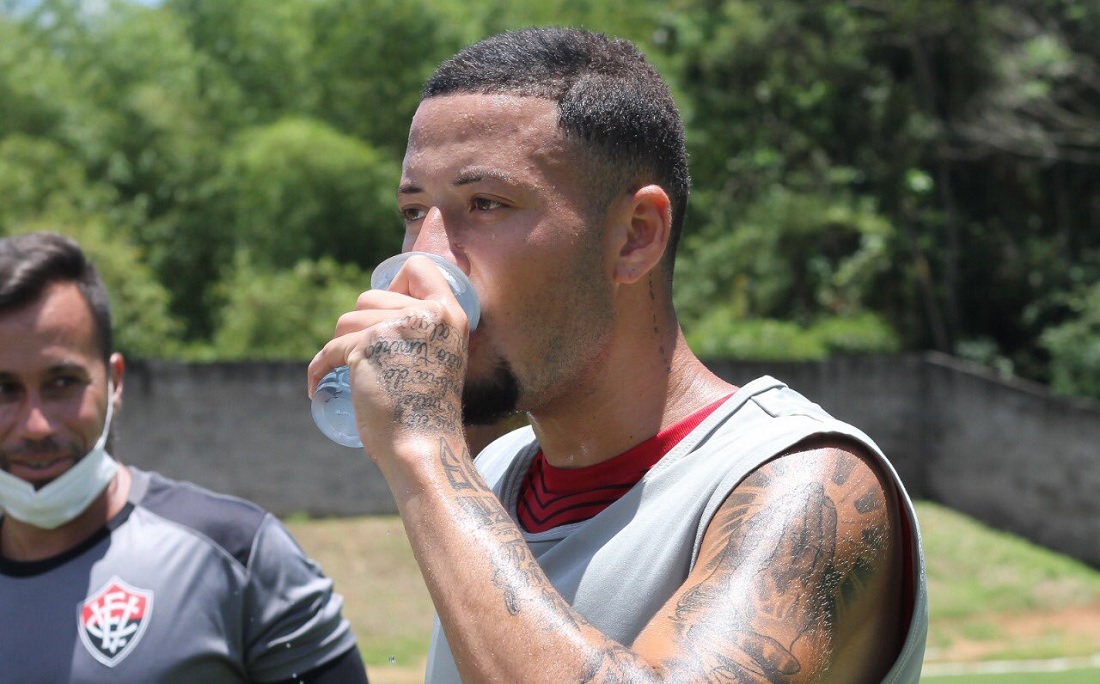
left=77, top=576, right=154, bottom=667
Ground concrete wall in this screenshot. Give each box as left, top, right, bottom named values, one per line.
left=115, top=354, right=1100, bottom=568
left=921, top=355, right=1100, bottom=569
left=118, top=361, right=395, bottom=517
left=709, top=354, right=1100, bottom=569
left=705, top=355, right=931, bottom=496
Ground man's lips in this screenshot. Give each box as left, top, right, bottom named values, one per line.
left=2, top=441, right=82, bottom=486
left=2, top=457, right=77, bottom=490
left=9, top=457, right=70, bottom=470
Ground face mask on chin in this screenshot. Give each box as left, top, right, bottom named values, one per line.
left=0, top=383, right=118, bottom=530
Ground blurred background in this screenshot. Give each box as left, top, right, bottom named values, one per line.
left=3, top=0, right=1099, bottom=398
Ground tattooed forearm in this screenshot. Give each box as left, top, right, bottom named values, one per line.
left=439, top=437, right=586, bottom=635
left=440, top=439, right=477, bottom=491
left=455, top=489, right=515, bottom=529
left=456, top=489, right=583, bottom=629
left=580, top=642, right=651, bottom=684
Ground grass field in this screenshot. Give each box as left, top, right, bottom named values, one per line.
left=285, top=501, right=1100, bottom=683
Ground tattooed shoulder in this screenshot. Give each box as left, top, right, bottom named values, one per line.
left=653, top=439, right=902, bottom=683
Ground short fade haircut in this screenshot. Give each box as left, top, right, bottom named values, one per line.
left=0, top=232, right=114, bottom=365
left=423, top=27, right=690, bottom=279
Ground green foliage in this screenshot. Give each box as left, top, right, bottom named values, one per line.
left=687, top=316, right=826, bottom=361
left=0, top=134, right=182, bottom=361
left=307, top=0, right=465, bottom=156
left=0, top=14, right=82, bottom=140
left=164, top=0, right=319, bottom=124
left=1, top=0, right=1099, bottom=386
left=203, top=253, right=370, bottom=361
left=1042, top=282, right=1100, bottom=402
left=216, top=117, right=402, bottom=271
left=75, top=224, right=186, bottom=360
left=685, top=312, right=899, bottom=361
left=0, top=135, right=117, bottom=226
left=446, top=0, right=662, bottom=44
left=663, top=0, right=1100, bottom=386
left=676, top=186, right=895, bottom=326
left=14, top=1, right=246, bottom=340
left=811, top=313, right=901, bottom=355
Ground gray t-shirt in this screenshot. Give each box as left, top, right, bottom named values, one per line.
left=0, top=468, right=358, bottom=683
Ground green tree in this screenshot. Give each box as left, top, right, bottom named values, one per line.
left=215, top=117, right=402, bottom=271
left=206, top=253, right=371, bottom=361
left=0, top=12, right=84, bottom=140
left=0, top=135, right=118, bottom=228
left=5, top=0, right=1100, bottom=395
left=661, top=0, right=1100, bottom=387
left=1043, top=282, right=1100, bottom=402
left=163, top=0, right=318, bottom=125
left=72, top=221, right=186, bottom=360
left=686, top=313, right=899, bottom=360
left=5, top=0, right=240, bottom=340
left=676, top=187, right=894, bottom=324
left=308, top=0, right=465, bottom=156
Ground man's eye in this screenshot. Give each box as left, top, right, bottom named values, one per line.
left=0, top=381, right=22, bottom=401
left=401, top=207, right=427, bottom=222
left=43, top=376, right=83, bottom=396
left=471, top=197, right=503, bottom=211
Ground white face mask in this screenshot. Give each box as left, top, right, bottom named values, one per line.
left=0, top=384, right=118, bottom=530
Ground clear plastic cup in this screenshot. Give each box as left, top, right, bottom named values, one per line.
left=311, top=252, right=479, bottom=448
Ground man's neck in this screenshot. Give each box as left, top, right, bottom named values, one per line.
left=0, top=465, right=131, bottom=563
left=528, top=330, right=735, bottom=469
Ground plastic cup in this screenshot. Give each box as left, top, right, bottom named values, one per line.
left=311, top=252, right=479, bottom=448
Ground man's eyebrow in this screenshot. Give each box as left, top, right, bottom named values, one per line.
left=37, top=361, right=91, bottom=378
left=47, top=361, right=89, bottom=374
left=0, top=364, right=88, bottom=386
left=454, top=168, right=517, bottom=186
left=398, top=169, right=518, bottom=196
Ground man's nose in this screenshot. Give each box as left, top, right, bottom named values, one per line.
left=13, top=396, right=55, bottom=441
left=409, top=207, right=452, bottom=255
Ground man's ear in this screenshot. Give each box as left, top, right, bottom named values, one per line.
left=108, top=352, right=125, bottom=410
left=610, top=185, right=672, bottom=285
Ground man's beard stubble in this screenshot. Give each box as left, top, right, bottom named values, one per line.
left=462, top=359, right=520, bottom=426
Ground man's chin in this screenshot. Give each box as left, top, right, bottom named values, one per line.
left=463, top=409, right=520, bottom=427
left=462, top=363, right=520, bottom=426
left=462, top=395, right=519, bottom=426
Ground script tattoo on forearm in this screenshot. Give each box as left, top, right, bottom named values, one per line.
left=367, top=314, right=466, bottom=433
left=663, top=452, right=889, bottom=683
left=439, top=437, right=583, bottom=634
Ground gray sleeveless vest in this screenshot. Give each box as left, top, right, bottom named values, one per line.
left=425, top=376, right=927, bottom=683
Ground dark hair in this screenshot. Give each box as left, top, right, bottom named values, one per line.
left=423, top=27, right=691, bottom=277
left=0, top=232, right=114, bottom=364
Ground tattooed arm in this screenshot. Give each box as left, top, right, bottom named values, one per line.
left=308, top=258, right=905, bottom=682
left=383, top=433, right=905, bottom=684
left=633, top=436, right=906, bottom=683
